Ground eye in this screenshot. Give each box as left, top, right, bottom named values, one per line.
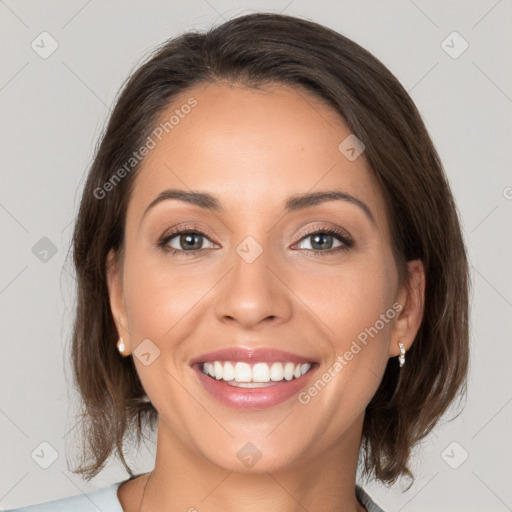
left=157, top=227, right=217, bottom=254
left=294, top=227, right=354, bottom=253
left=156, top=225, right=354, bottom=255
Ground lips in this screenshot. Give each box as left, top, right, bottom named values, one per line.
left=189, top=346, right=316, bottom=366
left=189, top=346, right=318, bottom=409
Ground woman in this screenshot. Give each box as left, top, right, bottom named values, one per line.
left=7, top=11, right=469, bottom=512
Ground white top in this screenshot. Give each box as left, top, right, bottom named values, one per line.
left=3, top=479, right=385, bottom=512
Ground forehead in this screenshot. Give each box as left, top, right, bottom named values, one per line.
left=127, top=82, right=388, bottom=230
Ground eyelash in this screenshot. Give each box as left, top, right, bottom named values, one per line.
left=156, top=224, right=354, bottom=256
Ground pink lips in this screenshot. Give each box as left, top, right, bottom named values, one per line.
left=190, top=347, right=315, bottom=365
left=189, top=346, right=318, bottom=409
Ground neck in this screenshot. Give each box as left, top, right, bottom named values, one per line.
left=139, top=416, right=366, bottom=512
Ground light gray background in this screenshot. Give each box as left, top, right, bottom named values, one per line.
left=1, top=1, right=511, bottom=511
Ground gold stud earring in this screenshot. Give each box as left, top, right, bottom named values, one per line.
left=398, top=342, right=406, bottom=367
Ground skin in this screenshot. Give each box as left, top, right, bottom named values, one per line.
left=107, top=82, right=425, bottom=512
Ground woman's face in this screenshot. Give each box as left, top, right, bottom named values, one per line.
left=108, top=83, right=423, bottom=473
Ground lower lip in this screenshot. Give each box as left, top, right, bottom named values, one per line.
left=193, top=364, right=318, bottom=409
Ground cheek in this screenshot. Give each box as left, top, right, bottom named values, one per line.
left=295, top=272, right=396, bottom=422
left=120, top=250, right=200, bottom=416
left=339, top=267, right=395, bottom=342
left=122, top=247, right=204, bottom=339
left=293, top=253, right=397, bottom=351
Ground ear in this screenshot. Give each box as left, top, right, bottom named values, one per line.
left=106, top=248, right=131, bottom=354
left=389, top=259, right=425, bottom=358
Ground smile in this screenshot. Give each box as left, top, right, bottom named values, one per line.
left=190, top=346, right=318, bottom=409
left=201, top=361, right=312, bottom=387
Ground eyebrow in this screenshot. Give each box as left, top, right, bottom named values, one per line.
left=142, top=188, right=376, bottom=225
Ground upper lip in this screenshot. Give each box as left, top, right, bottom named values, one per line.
left=189, top=347, right=316, bottom=366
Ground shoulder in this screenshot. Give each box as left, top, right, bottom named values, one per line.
left=356, top=485, right=387, bottom=512
left=3, top=480, right=126, bottom=512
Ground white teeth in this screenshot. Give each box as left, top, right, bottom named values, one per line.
left=214, top=361, right=223, bottom=380
left=227, top=381, right=280, bottom=388
left=300, top=363, right=310, bottom=376
left=252, top=362, right=270, bottom=382
left=201, top=361, right=312, bottom=383
left=284, top=362, right=295, bottom=380
left=270, top=362, right=284, bottom=381
left=223, top=361, right=235, bottom=381
left=234, top=362, right=252, bottom=382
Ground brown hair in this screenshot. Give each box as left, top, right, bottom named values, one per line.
left=70, top=12, right=470, bottom=486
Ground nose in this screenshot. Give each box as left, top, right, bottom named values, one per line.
left=214, top=241, right=293, bottom=330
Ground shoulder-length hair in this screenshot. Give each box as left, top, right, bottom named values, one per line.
left=70, top=12, right=469, bottom=485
